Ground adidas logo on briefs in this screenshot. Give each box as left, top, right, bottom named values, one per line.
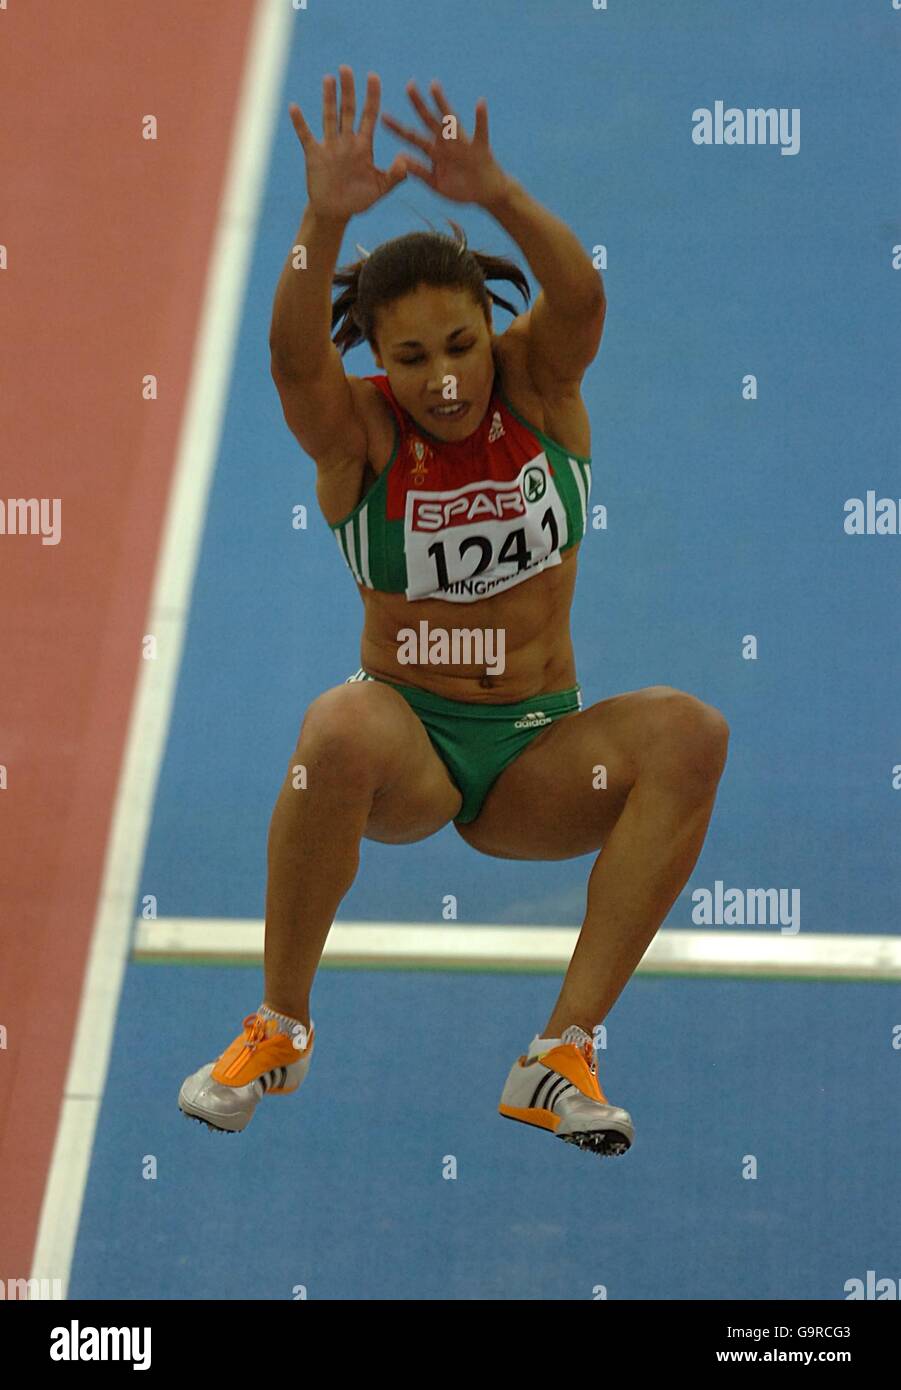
left=488, top=410, right=505, bottom=443
left=513, top=710, right=552, bottom=729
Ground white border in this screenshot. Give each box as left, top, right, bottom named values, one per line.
left=29, top=0, right=294, bottom=1297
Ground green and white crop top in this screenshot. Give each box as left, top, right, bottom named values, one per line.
left=330, top=370, right=591, bottom=604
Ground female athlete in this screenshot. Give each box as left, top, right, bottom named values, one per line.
left=179, top=67, right=730, bottom=1158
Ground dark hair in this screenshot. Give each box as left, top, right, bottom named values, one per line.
left=331, top=218, right=531, bottom=356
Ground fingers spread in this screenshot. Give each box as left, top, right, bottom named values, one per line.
left=382, top=153, right=410, bottom=188
left=428, top=79, right=454, bottom=119
left=322, top=73, right=338, bottom=140
left=473, top=99, right=489, bottom=144
left=405, top=80, right=442, bottom=134
left=359, top=71, right=380, bottom=141
left=288, top=103, right=315, bottom=150
left=381, top=111, right=432, bottom=155
left=402, top=156, right=436, bottom=187
left=338, top=65, right=355, bottom=134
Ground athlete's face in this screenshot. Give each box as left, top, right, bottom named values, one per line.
left=371, top=284, right=496, bottom=441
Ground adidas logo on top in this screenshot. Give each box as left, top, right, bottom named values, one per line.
left=488, top=410, right=505, bottom=443
left=513, top=710, right=551, bottom=730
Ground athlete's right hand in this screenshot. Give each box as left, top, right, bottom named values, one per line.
left=289, top=67, right=409, bottom=220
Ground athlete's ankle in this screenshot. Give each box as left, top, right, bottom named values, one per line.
left=259, top=1000, right=312, bottom=1034
left=541, top=1018, right=596, bottom=1042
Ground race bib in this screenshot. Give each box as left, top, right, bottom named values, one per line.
left=404, top=457, right=568, bottom=603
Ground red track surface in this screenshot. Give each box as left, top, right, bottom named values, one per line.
left=0, top=0, right=253, bottom=1281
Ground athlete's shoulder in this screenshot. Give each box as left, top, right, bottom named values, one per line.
left=351, top=372, right=405, bottom=420
left=492, top=323, right=544, bottom=408
left=343, top=373, right=402, bottom=448
left=492, top=324, right=592, bottom=461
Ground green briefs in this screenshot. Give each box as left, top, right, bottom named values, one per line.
left=344, top=667, right=583, bottom=824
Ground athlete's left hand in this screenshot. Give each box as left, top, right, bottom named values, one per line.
left=381, top=80, right=511, bottom=206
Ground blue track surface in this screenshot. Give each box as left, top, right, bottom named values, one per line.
left=70, top=964, right=901, bottom=1299
left=70, top=1, right=901, bottom=1298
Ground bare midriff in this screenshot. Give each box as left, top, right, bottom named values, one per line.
left=320, top=331, right=589, bottom=704
left=356, top=542, right=580, bottom=703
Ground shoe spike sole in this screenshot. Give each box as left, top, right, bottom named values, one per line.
left=179, top=1107, right=239, bottom=1135
left=559, top=1130, right=631, bottom=1157
left=500, top=1111, right=631, bottom=1158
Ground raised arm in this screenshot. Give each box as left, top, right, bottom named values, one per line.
left=480, top=179, right=605, bottom=393
left=269, top=203, right=349, bottom=382
left=269, top=68, right=408, bottom=465
left=381, top=79, right=605, bottom=395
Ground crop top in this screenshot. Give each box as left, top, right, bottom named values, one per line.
left=329, top=370, right=591, bottom=604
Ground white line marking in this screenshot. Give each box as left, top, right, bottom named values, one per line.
left=29, top=0, right=294, bottom=1298
left=132, top=918, right=901, bottom=981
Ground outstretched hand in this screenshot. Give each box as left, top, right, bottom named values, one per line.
left=381, top=80, right=511, bottom=207
left=288, top=66, right=409, bottom=221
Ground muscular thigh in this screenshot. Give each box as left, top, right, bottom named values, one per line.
left=299, top=681, right=463, bottom=844
left=455, top=685, right=705, bottom=861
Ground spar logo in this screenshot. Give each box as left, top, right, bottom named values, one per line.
left=411, top=485, right=526, bottom=532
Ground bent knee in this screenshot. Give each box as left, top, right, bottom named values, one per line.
left=298, top=683, right=410, bottom=777
left=641, top=686, right=730, bottom=786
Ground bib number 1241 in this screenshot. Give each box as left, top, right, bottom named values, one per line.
left=426, top=504, right=560, bottom=589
